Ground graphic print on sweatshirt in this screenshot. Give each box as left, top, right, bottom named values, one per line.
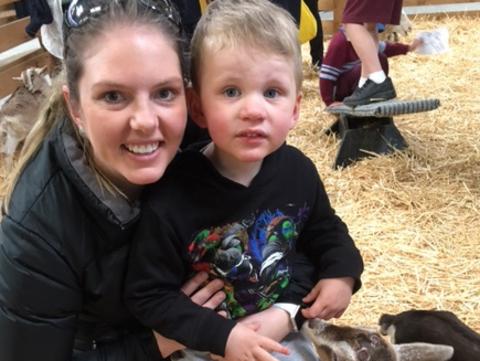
left=187, top=205, right=310, bottom=318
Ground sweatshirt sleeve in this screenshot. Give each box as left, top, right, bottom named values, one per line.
left=320, top=77, right=335, bottom=106
left=382, top=41, right=410, bottom=57
left=319, top=32, right=349, bottom=106
left=296, top=172, right=364, bottom=294
left=125, top=202, right=236, bottom=356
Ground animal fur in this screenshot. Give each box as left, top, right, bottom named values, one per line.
left=303, top=318, right=454, bottom=361
left=379, top=309, right=480, bottom=361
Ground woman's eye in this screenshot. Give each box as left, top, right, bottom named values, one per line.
left=103, top=91, right=124, bottom=104
left=155, top=89, right=175, bottom=101
left=264, top=88, right=279, bottom=98
left=224, top=87, right=240, bottom=97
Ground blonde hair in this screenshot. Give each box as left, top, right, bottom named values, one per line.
left=1, top=0, right=186, bottom=214
left=190, top=0, right=303, bottom=91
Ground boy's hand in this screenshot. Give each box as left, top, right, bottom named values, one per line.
left=238, top=307, right=292, bottom=342
left=301, top=277, right=354, bottom=320
left=224, top=323, right=289, bottom=361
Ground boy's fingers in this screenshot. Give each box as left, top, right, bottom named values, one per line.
left=302, top=286, right=321, bottom=303
left=302, top=291, right=316, bottom=303
left=302, top=301, right=326, bottom=319
left=261, top=337, right=289, bottom=355
left=254, top=348, right=282, bottom=361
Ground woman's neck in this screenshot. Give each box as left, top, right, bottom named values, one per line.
left=203, top=143, right=262, bottom=187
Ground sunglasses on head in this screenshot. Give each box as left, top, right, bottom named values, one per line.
left=65, top=0, right=181, bottom=31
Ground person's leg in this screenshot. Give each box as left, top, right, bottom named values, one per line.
left=304, top=0, right=324, bottom=67
left=379, top=53, right=390, bottom=75
left=344, top=23, right=381, bottom=78
left=335, top=64, right=361, bottom=102
left=342, top=23, right=396, bottom=106
left=341, top=0, right=399, bottom=106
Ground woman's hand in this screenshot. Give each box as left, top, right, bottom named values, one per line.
left=181, top=271, right=226, bottom=311
left=154, top=272, right=226, bottom=357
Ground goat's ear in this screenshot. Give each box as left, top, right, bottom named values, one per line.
left=394, top=343, right=454, bottom=361
left=62, top=85, right=82, bottom=127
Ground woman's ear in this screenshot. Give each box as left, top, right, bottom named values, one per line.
left=186, top=87, right=207, bottom=129
left=62, top=85, right=83, bottom=129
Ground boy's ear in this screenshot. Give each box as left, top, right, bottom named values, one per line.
left=289, top=93, right=302, bottom=129
left=62, top=85, right=83, bottom=129
left=186, top=87, right=207, bottom=129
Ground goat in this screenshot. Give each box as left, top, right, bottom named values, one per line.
left=303, top=318, right=454, bottom=361
left=381, top=10, right=412, bottom=42
left=0, top=67, right=52, bottom=165
left=379, top=309, right=480, bottom=361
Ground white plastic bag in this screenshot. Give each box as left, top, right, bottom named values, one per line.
left=415, top=28, right=449, bottom=55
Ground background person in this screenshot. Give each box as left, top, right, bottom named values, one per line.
left=341, top=0, right=404, bottom=106
left=304, top=0, right=324, bottom=67
left=319, top=25, right=422, bottom=107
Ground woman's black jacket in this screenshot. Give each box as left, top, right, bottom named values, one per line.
left=0, top=119, right=162, bottom=361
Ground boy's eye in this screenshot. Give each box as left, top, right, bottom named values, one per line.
left=155, top=89, right=175, bottom=101
left=103, top=91, right=125, bottom=103
left=264, top=88, right=279, bottom=98
left=224, top=87, right=240, bottom=97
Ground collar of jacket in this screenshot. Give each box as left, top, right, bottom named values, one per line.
left=55, top=118, right=141, bottom=228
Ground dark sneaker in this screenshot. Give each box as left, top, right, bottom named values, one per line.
left=343, top=77, right=397, bottom=107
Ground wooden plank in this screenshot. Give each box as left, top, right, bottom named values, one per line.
left=0, top=49, right=49, bottom=98
left=332, top=0, right=346, bottom=33
left=318, top=0, right=334, bottom=11
left=322, top=20, right=334, bottom=38
left=0, top=17, right=31, bottom=53
left=0, top=10, right=15, bottom=25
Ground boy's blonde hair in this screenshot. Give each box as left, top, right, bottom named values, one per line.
left=190, top=0, right=303, bottom=91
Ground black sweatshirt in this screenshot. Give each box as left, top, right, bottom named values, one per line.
left=126, top=143, right=363, bottom=356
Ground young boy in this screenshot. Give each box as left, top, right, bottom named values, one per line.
left=125, top=1, right=363, bottom=360
left=320, top=25, right=422, bottom=108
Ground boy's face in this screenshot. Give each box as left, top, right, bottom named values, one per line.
left=192, top=45, right=301, bottom=165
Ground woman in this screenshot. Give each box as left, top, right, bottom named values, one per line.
left=0, top=1, right=225, bottom=360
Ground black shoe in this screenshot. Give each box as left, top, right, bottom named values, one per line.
left=343, top=77, right=397, bottom=107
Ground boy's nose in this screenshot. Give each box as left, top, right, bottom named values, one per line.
left=239, top=94, right=267, bottom=121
